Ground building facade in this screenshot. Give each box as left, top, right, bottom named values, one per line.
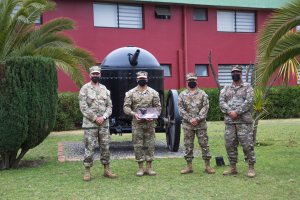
left=42, top=0, right=296, bottom=91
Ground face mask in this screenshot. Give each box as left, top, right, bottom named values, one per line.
left=137, top=79, right=147, bottom=86
left=231, top=74, right=241, bottom=82
left=188, top=81, right=197, bottom=88
left=91, top=76, right=100, bottom=83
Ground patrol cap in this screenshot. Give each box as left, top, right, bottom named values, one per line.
left=231, top=65, right=242, bottom=72
left=89, top=66, right=101, bottom=74
left=186, top=73, right=197, bottom=81
left=136, top=71, right=148, bottom=79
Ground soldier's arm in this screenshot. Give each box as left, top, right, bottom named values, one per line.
left=196, top=93, right=209, bottom=121
left=152, top=91, right=162, bottom=115
left=79, top=87, right=97, bottom=122
left=178, top=93, right=191, bottom=121
left=219, top=87, right=230, bottom=114
left=123, top=92, right=135, bottom=116
left=103, top=90, right=112, bottom=119
left=235, top=85, right=254, bottom=115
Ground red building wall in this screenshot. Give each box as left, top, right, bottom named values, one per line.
left=44, top=0, right=278, bottom=92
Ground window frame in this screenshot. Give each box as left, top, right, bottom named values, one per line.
left=160, top=64, right=172, bottom=77
left=93, top=2, right=144, bottom=29
left=195, top=64, right=209, bottom=77
left=193, top=8, right=208, bottom=21
left=217, top=10, right=256, bottom=33
left=155, top=6, right=171, bottom=20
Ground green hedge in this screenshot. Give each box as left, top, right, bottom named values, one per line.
left=54, top=86, right=300, bottom=131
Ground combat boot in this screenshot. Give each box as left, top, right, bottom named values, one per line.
left=103, top=164, right=117, bottom=178
left=247, top=164, right=256, bottom=178
left=180, top=162, right=193, bottom=174
left=222, top=164, right=238, bottom=175
left=204, top=160, right=216, bottom=174
left=83, top=167, right=91, bottom=181
left=145, top=161, right=156, bottom=176
left=136, top=162, right=145, bottom=177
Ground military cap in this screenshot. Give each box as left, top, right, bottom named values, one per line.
left=231, top=65, right=242, bottom=72
left=89, top=66, right=101, bottom=74
left=186, top=72, right=198, bottom=80
left=136, top=71, right=148, bottom=78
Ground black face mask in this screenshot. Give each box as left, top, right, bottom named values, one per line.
left=231, top=74, right=241, bottom=82
left=188, top=81, right=197, bottom=89
left=91, top=76, right=100, bottom=83
left=137, top=79, right=147, bottom=86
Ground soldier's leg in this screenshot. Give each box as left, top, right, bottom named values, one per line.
left=237, top=124, right=256, bottom=177
left=98, top=127, right=111, bottom=165
left=98, top=127, right=117, bottom=178
left=196, top=129, right=215, bottom=174
left=183, top=128, right=195, bottom=163
left=180, top=128, right=195, bottom=174
left=132, top=126, right=145, bottom=162
left=223, top=124, right=238, bottom=175
left=144, top=127, right=156, bottom=176
left=83, top=129, right=98, bottom=181
left=83, top=129, right=98, bottom=168
left=144, top=127, right=155, bottom=162
left=224, top=124, right=239, bottom=165
left=132, top=126, right=146, bottom=176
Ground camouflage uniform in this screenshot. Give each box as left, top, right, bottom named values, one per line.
left=123, top=76, right=161, bottom=163
left=219, top=78, right=256, bottom=165
left=178, top=85, right=212, bottom=163
left=79, top=80, right=112, bottom=167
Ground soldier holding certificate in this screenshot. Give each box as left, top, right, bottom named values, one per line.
left=123, top=71, right=162, bottom=176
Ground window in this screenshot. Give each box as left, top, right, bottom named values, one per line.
left=155, top=6, right=171, bottom=19
left=13, top=5, right=42, bottom=24
left=93, top=3, right=143, bottom=28
left=218, top=64, right=253, bottom=86
left=193, top=8, right=207, bottom=21
left=195, top=64, right=208, bottom=76
left=161, top=64, right=171, bottom=77
left=217, top=10, right=255, bottom=32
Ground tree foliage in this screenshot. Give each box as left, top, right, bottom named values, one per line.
left=0, top=56, right=57, bottom=169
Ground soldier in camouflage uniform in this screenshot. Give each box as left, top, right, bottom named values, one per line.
left=79, top=66, right=117, bottom=181
left=178, top=73, right=215, bottom=175
left=123, top=71, right=162, bottom=176
left=219, top=65, right=256, bottom=178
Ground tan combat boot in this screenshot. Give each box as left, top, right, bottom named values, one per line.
left=83, top=167, right=91, bottom=181
left=103, top=164, right=117, bottom=178
left=247, top=164, right=256, bottom=178
left=136, top=162, right=145, bottom=177
left=222, top=164, right=238, bottom=175
left=204, top=160, right=216, bottom=174
left=180, top=162, right=193, bottom=174
left=145, top=161, right=157, bottom=176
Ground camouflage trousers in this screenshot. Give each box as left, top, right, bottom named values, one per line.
left=183, top=128, right=212, bottom=162
left=224, top=123, right=256, bottom=165
left=83, top=127, right=110, bottom=167
left=132, top=126, right=155, bottom=162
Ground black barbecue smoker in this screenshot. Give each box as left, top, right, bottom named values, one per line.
left=99, top=46, right=181, bottom=152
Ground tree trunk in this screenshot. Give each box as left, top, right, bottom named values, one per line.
left=0, top=149, right=28, bottom=169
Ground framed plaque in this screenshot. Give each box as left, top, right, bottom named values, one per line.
left=137, top=107, right=159, bottom=119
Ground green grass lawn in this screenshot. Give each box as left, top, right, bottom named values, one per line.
left=1, top=119, right=299, bottom=200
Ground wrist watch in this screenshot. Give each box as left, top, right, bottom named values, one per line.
left=103, top=116, right=107, bottom=120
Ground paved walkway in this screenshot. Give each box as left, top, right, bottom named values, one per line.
left=58, top=140, right=200, bottom=162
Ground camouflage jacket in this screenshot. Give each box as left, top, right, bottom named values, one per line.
left=79, top=82, right=112, bottom=128
left=178, top=88, right=209, bottom=130
left=219, top=82, right=254, bottom=124
left=123, top=86, right=162, bottom=128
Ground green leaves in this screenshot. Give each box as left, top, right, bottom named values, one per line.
left=0, top=0, right=95, bottom=87
left=256, top=0, right=300, bottom=87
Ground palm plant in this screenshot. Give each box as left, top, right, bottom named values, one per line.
left=256, top=0, right=300, bottom=88
left=0, top=0, right=95, bottom=87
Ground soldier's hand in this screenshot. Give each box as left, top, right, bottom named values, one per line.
left=228, top=111, right=238, bottom=119
left=134, top=113, right=141, bottom=120
left=95, top=116, right=104, bottom=125
left=190, top=118, right=198, bottom=126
